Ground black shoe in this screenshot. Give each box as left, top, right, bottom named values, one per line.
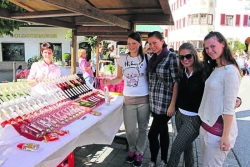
left=133, top=154, right=142, bottom=167
left=126, top=151, right=136, bottom=163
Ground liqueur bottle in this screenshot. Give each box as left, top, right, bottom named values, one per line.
left=56, top=83, right=75, bottom=100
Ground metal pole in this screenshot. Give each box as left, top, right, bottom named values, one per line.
left=13, top=61, right=16, bottom=82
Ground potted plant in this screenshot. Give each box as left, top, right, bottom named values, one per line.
left=62, top=53, right=71, bottom=66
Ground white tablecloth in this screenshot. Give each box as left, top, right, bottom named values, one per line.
left=60, top=66, right=81, bottom=76
left=0, top=96, right=123, bottom=167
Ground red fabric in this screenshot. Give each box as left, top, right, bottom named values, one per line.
left=98, top=77, right=124, bottom=93
left=16, top=69, right=30, bottom=79
left=57, top=152, right=74, bottom=167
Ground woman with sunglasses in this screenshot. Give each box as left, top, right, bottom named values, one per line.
left=167, top=43, right=204, bottom=167
left=147, top=31, right=179, bottom=167
left=28, top=42, right=61, bottom=86
left=199, top=31, right=241, bottom=166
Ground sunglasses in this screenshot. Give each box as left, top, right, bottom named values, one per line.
left=179, top=54, right=192, bottom=60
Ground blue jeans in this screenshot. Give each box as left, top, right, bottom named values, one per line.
left=84, top=76, right=94, bottom=85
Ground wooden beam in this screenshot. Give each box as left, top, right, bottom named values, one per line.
left=10, top=10, right=81, bottom=19
left=76, top=32, right=129, bottom=36
left=159, top=0, right=170, bottom=15
left=121, top=14, right=170, bottom=22
left=21, top=18, right=76, bottom=29
left=77, top=26, right=129, bottom=33
left=99, top=36, right=127, bottom=41
left=37, top=0, right=131, bottom=29
left=75, top=16, right=110, bottom=25
left=9, top=0, right=35, bottom=12
left=101, top=8, right=163, bottom=15
left=0, top=8, right=76, bottom=29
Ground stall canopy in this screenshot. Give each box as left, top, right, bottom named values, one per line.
left=0, top=0, right=174, bottom=74
left=0, top=0, right=173, bottom=39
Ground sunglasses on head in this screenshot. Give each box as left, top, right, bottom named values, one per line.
left=179, top=54, right=192, bottom=60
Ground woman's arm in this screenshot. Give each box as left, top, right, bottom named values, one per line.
left=167, top=53, right=180, bottom=116
left=220, top=66, right=241, bottom=151
left=105, top=65, right=123, bottom=85
left=167, top=82, right=178, bottom=116
left=220, top=115, right=233, bottom=151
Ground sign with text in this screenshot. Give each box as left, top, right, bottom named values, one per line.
left=12, top=34, right=57, bottom=38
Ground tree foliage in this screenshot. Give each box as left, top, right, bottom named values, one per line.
left=0, top=0, right=27, bottom=36
left=228, top=38, right=246, bottom=54
left=64, top=30, right=109, bottom=54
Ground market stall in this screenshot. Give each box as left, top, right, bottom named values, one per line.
left=0, top=96, right=123, bottom=167
left=0, top=75, right=123, bottom=167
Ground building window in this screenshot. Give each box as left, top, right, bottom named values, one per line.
left=53, top=43, right=62, bottom=61
left=2, top=43, right=25, bottom=61
left=193, top=14, right=199, bottom=24
left=190, top=41, right=198, bottom=48
left=188, top=40, right=203, bottom=50
left=226, top=15, right=234, bottom=26
left=243, top=15, right=250, bottom=26
left=188, top=14, right=213, bottom=25
left=200, top=14, right=207, bottom=24
left=221, top=14, right=234, bottom=26
left=207, top=14, right=213, bottom=24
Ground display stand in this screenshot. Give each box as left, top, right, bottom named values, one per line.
left=0, top=75, right=124, bottom=167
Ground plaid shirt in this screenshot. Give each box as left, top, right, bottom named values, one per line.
left=148, top=52, right=180, bottom=115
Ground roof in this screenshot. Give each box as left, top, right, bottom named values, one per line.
left=0, top=0, right=173, bottom=41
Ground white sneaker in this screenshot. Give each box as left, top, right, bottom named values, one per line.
left=148, top=161, right=156, bottom=167
left=157, top=160, right=167, bottom=167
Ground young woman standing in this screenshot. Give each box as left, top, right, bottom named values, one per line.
left=105, top=32, right=150, bottom=167
left=147, top=31, right=179, bottom=167
left=199, top=31, right=241, bottom=166
left=167, top=43, right=204, bottom=167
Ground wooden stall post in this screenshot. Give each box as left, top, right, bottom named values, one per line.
left=95, top=36, right=100, bottom=77
left=71, top=30, right=77, bottom=74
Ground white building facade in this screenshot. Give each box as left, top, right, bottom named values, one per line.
left=0, top=26, right=117, bottom=63
left=168, top=0, right=250, bottom=51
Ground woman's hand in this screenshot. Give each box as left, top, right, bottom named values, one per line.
left=220, top=136, right=230, bottom=151
left=166, top=104, right=176, bottom=116
left=103, top=78, right=112, bottom=86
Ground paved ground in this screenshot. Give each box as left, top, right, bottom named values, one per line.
left=234, top=76, right=250, bottom=167
left=73, top=117, right=240, bottom=167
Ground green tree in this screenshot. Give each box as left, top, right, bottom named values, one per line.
left=0, top=0, right=27, bottom=36
left=228, top=38, right=246, bottom=54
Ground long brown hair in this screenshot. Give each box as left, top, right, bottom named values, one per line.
left=202, top=31, right=242, bottom=80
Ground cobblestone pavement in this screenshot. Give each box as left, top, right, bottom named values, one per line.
left=73, top=117, right=241, bottom=167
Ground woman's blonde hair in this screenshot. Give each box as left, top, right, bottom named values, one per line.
left=78, top=48, right=86, bottom=58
